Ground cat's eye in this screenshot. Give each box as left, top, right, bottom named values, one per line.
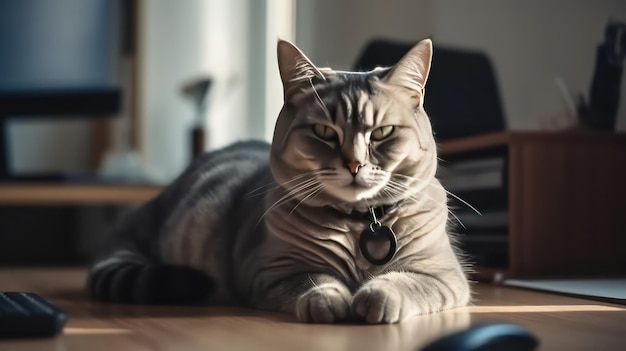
left=312, top=124, right=338, bottom=141
left=371, top=126, right=394, bottom=141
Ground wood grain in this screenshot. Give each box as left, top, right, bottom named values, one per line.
left=438, top=131, right=626, bottom=279
left=438, top=131, right=511, bottom=155
left=0, top=183, right=162, bottom=205
left=508, top=132, right=626, bottom=277
left=0, top=268, right=625, bottom=351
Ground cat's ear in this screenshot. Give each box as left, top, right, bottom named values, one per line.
left=277, top=39, right=325, bottom=102
left=385, top=38, right=433, bottom=108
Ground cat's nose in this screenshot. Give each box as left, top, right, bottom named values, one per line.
left=347, top=161, right=364, bottom=177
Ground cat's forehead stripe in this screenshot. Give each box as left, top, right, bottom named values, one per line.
left=375, top=103, right=387, bottom=127
left=335, top=100, right=346, bottom=125
left=313, top=74, right=382, bottom=126
left=357, top=91, right=368, bottom=120
left=342, top=92, right=352, bottom=123
left=359, top=91, right=374, bottom=126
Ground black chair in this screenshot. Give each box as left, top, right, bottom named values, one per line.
left=354, top=39, right=506, bottom=141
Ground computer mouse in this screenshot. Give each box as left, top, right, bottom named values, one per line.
left=420, top=321, right=539, bottom=351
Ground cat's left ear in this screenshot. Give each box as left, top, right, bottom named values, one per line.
left=385, top=38, right=433, bottom=108
left=277, top=39, right=325, bottom=102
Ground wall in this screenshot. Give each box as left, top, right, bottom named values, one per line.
left=137, top=0, right=214, bottom=182
left=431, top=0, right=626, bottom=130
left=8, top=119, right=92, bottom=173
left=138, top=0, right=294, bottom=182
left=5, top=0, right=119, bottom=174
left=296, top=0, right=434, bottom=70
left=8, top=1, right=625, bottom=179
left=295, top=0, right=626, bottom=131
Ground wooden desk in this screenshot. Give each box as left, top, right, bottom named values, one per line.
left=438, top=131, right=626, bottom=280
left=0, top=268, right=624, bottom=351
left=0, top=183, right=163, bottom=206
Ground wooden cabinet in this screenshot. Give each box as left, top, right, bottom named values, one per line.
left=438, top=131, right=626, bottom=280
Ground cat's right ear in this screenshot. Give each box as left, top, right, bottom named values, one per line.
left=277, top=39, right=325, bottom=102
left=385, top=38, right=433, bottom=108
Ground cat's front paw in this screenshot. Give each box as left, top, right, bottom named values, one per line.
left=352, top=282, right=411, bottom=324
left=295, top=283, right=351, bottom=323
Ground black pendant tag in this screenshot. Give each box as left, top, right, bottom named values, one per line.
left=360, top=224, right=397, bottom=265
left=359, top=207, right=397, bottom=265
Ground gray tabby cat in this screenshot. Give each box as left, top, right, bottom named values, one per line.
left=88, top=39, right=470, bottom=324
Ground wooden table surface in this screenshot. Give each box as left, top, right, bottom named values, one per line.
left=0, top=268, right=625, bottom=351
left=0, top=183, right=163, bottom=206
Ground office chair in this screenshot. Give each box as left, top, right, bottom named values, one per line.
left=353, top=39, right=506, bottom=140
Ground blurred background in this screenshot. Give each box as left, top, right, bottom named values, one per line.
left=0, top=0, right=625, bottom=274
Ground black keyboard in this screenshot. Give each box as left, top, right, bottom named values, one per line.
left=0, top=292, right=66, bottom=337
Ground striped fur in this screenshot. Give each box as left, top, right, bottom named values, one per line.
left=88, top=39, right=470, bottom=323
left=88, top=141, right=272, bottom=305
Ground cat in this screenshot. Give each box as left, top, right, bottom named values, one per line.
left=87, top=38, right=470, bottom=324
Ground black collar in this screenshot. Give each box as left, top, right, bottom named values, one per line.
left=349, top=203, right=399, bottom=222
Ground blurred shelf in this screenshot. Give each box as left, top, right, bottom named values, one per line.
left=438, top=131, right=510, bottom=155
left=0, top=183, right=163, bottom=206
left=438, top=130, right=626, bottom=156
left=438, top=130, right=626, bottom=279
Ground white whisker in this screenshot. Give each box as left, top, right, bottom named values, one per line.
left=246, top=171, right=321, bottom=197
left=391, top=173, right=481, bottom=215
left=385, top=181, right=467, bottom=228
left=256, top=176, right=324, bottom=225
left=445, top=191, right=482, bottom=216
left=309, top=78, right=331, bottom=119
left=290, top=184, right=324, bottom=215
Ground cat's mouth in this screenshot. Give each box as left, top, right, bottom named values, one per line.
left=349, top=180, right=367, bottom=188
left=323, top=181, right=384, bottom=202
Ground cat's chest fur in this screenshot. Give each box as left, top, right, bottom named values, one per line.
left=261, top=199, right=413, bottom=287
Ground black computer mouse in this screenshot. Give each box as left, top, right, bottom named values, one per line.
left=421, top=321, right=539, bottom=351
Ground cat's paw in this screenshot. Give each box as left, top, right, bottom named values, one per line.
left=295, top=283, right=351, bottom=323
left=352, top=282, right=411, bottom=324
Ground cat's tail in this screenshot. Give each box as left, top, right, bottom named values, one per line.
left=87, top=249, right=214, bottom=305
